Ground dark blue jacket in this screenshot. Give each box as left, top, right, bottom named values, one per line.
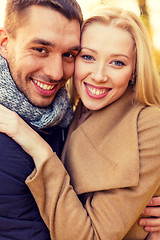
left=0, top=125, right=68, bottom=240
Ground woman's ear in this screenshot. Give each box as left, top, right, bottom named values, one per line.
left=0, top=28, right=9, bottom=59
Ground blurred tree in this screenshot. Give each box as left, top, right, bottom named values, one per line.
left=138, top=0, right=160, bottom=72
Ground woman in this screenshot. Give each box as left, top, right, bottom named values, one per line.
left=0, top=7, right=160, bottom=240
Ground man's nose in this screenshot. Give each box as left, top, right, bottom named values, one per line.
left=43, top=55, right=64, bottom=81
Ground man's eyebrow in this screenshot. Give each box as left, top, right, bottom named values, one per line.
left=30, top=38, right=54, bottom=47
left=30, top=38, right=81, bottom=52
left=68, top=45, right=81, bottom=52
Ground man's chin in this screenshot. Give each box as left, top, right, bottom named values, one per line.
left=28, top=98, right=53, bottom=108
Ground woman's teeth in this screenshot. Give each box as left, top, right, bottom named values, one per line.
left=87, top=85, right=107, bottom=95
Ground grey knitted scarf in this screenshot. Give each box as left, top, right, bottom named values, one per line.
left=0, top=55, right=73, bottom=129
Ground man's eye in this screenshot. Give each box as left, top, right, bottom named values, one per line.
left=81, top=55, right=94, bottom=61
left=33, top=48, right=47, bottom=54
left=63, top=52, right=76, bottom=59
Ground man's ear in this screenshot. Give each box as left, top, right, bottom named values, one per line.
left=0, top=28, right=9, bottom=59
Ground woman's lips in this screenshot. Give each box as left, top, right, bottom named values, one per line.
left=84, top=82, right=111, bottom=99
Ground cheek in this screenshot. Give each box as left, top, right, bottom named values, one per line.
left=16, top=61, right=34, bottom=77
left=114, top=72, right=131, bottom=89
left=74, top=59, right=86, bottom=82
left=73, top=73, right=79, bottom=92
left=73, top=70, right=83, bottom=96
left=64, top=62, right=75, bottom=79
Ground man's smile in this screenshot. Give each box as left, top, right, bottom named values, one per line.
left=32, top=79, right=55, bottom=91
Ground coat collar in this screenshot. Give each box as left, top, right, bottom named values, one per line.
left=64, top=88, right=145, bottom=194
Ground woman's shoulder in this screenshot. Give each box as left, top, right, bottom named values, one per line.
left=138, top=105, right=160, bottom=120
left=137, top=105, right=160, bottom=131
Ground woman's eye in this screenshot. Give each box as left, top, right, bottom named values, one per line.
left=81, top=55, right=94, bottom=61
left=112, top=60, right=125, bottom=67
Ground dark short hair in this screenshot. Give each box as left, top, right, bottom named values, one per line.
left=4, top=0, right=83, bottom=37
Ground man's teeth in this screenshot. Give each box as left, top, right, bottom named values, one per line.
left=87, top=85, right=107, bottom=95
left=33, top=80, right=54, bottom=90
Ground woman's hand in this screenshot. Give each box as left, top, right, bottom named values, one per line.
left=145, top=232, right=160, bottom=240
left=0, top=104, right=53, bottom=169
left=139, top=196, right=160, bottom=232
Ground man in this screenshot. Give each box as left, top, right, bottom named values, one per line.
left=0, top=0, right=82, bottom=239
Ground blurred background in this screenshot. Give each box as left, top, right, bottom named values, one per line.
left=0, top=0, right=159, bottom=72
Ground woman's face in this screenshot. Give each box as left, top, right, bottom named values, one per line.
left=74, top=22, right=135, bottom=110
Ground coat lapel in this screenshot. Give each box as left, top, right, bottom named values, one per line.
left=64, top=89, right=145, bottom=194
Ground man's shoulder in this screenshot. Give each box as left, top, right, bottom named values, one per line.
left=0, top=132, right=34, bottom=168
left=0, top=132, right=15, bottom=145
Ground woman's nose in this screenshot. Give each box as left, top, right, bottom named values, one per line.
left=91, top=64, right=108, bottom=82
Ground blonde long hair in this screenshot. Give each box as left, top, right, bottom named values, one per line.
left=69, top=7, right=160, bottom=107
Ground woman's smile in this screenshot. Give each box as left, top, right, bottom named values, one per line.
left=84, top=82, right=112, bottom=99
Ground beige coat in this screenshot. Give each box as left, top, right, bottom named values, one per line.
left=26, top=87, right=160, bottom=240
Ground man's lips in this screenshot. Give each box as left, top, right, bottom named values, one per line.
left=31, top=77, right=59, bottom=96
left=32, top=78, right=56, bottom=91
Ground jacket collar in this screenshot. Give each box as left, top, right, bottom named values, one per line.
left=64, top=88, right=145, bottom=194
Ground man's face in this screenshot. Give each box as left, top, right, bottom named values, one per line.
left=4, top=5, right=80, bottom=107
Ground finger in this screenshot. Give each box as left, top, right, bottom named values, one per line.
left=147, top=197, right=160, bottom=206
left=139, top=217, right=160, bottom=227
left=0, top=111, right=21, bottom=137
left=0, top=104, right=12, bottom=113
left=142, top=207, right=160, bottom=217
left=144, top=226, right=160, bottom=232
left=0, top=109, right=15, bottom=123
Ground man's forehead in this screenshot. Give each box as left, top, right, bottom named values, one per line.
left=19, top=5, right=81, bottom=34
left=14, top=6, right=81, bottom=51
